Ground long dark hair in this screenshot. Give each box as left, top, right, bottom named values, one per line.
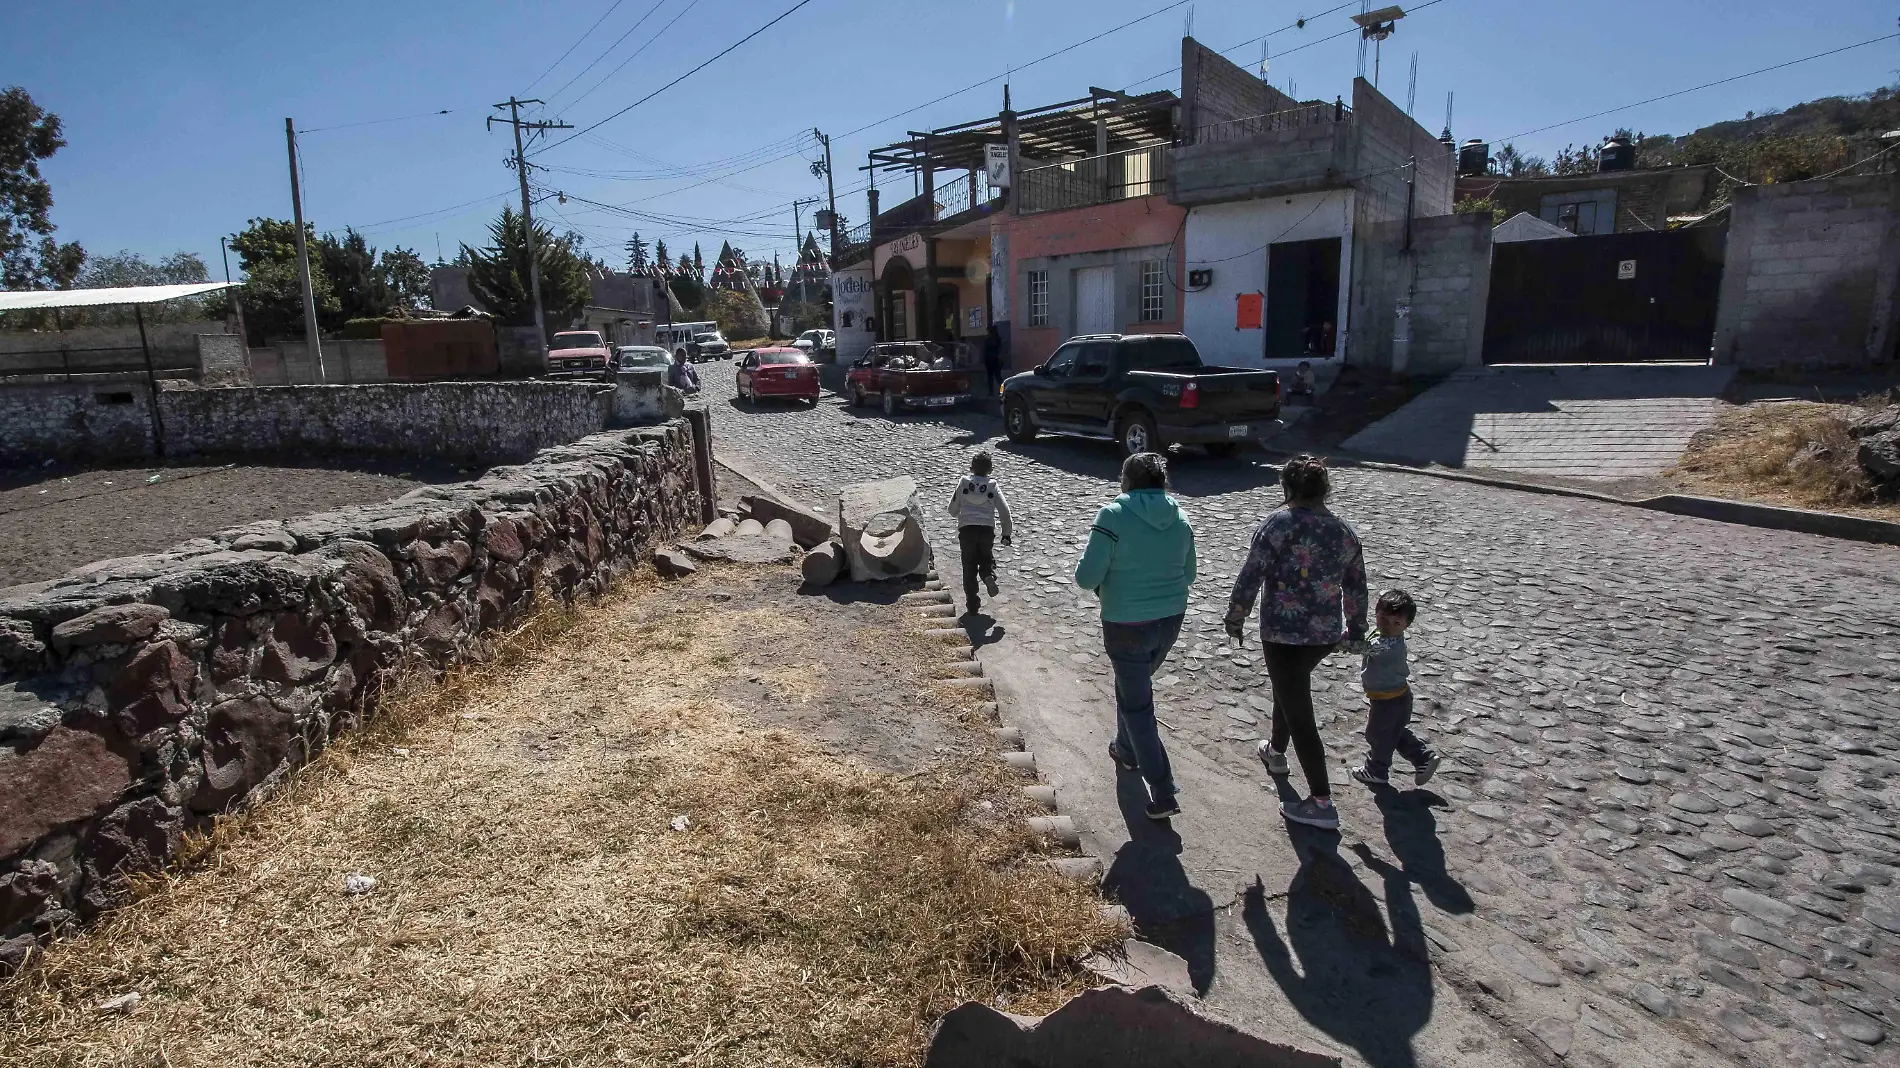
left=1281, top=454, right=1331, bottom=504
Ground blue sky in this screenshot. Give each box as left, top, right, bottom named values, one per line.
left=8, top=0, right=1898, bottom=280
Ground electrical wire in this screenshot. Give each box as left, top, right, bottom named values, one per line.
left=533, top=0, right=823, bottom=155
left=300, top=108, right=464, bottom=134
left=1120, top=1, right=1361, bottom=92
left=549, top=0, right=702, bottom=111
left=1497, top=32, right=1900, bottom=142
left=524, top=0, right=630, bottom=93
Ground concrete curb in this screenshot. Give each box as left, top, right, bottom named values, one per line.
left=713, top=453, right=815, bottom=513
left=1281, top=450, right=1900, bottom=548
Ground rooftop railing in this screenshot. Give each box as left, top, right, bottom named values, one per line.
left=1016, top=144, right=1171, bottom=215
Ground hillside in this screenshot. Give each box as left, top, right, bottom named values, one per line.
left=1633, top=85, right=1898, bottom=191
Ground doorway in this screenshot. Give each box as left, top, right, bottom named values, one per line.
left=1265, top=238, right=1341, bottom=360
left=1075, top=265, right=1116, bottom=336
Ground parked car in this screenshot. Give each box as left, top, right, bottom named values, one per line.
left=735, top=347, right=820, bottom=405
left=609, top=345, right=670, bottom=378
left=792, top=328, right=836, bottom=360
left=847, top=341, right=970, bottom=416
left=655, top=321, right=730, bottom=363
left=546, top=330, right=611, bottom=378
left=1001, top=333, right=1282, bottom=457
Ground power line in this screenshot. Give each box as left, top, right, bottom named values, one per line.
left=545, top=0, right=691, bottom=109
left=525, top=0, right=630, bottom=92
left=533, top=0, right=824, bottom=155
left=1497, top=31, right=1900, bottom=142
left=300, top=108, right=465, bottom=134
left=1121, top=1, right=1361, bottom=92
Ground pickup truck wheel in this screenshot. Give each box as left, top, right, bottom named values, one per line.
left=1204, top=442, right=1241, bottom=459
left=1004, top=398, right=1037, bottom=443
left=1117, top=411, right=1160, bottom=457
left=882, top=391, right=898, bottom=417
left=849, top=384, right=864, bottom=407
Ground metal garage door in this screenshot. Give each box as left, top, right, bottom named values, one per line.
left=1483, top=228, right=1726, bottom=363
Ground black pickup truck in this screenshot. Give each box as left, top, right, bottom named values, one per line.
left=1001, top=333, right=1283, bottom=457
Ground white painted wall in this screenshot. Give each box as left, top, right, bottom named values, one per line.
left=1182, top=190, right=1355, bottom=368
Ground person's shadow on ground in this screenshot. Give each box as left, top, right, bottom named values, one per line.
left=1247, top=780, right=1434, bottom=1068
left=1367, top=786, right=1473, bottom=916
left=1100, top=771, right=1217, bottom=995
left=959, top=611, right=1005, bottom=649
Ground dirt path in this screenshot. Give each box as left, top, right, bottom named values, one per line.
left=1, top=563, right=1117, bottom=1066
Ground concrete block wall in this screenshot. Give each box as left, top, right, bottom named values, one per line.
left=0, top=423, right=699, bottom=971
left=1348, top=78, right=1458, bottom=372
left=1714, top=174, right=1900, bottom=369
left=0, top=381, right=616, bottom=467
left=1179, top=36, right=1301, bottom=136
left=1406, top=214, right=1493, bottom=374
left=250, top=340, right=389, bottom=385
left=0, top=323, right=231, bottom=377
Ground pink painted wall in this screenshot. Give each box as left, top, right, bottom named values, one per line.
left=999, top=194, right=1187, bottom=368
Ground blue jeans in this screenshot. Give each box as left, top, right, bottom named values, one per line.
left=1103, top=613, right=1184, bottom=803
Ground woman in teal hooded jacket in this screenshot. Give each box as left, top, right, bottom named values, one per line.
left=1073, top=452, right=1197, bottom=820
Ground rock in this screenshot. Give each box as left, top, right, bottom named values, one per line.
left=1723, top=888, right=1799, bottom=927
left=800, top=539, right=843, bottom=586
left=0, top=860, right=59, bottom=932
left=106, top=639, right=197, bottom=737
left=1860, top=429, right=1900, bottom=487
left=190, top=696, right=294, bottom=813
left=315, top=540, right=405, bottom=633
left=1629, top=981, right=1676, bottom=1017
left=1081, top=939, right=1195, bottom=994
left=49, top=604, right=169, bottom=652
left=0, top=617, right=45, bottom=668
left=1488, top=942, right=1560, bottom=987
left=342, top=873, right=378, bottom=895
left=838, top=476, right=932, bottom=582
left=1847, top=404, right=1900, bottom=438
left=924, top=985, right=1336, bottom=1068
left=1694, top=932, right=1760, bottom=969
left=680, top=533, right=796, bottom=566
left=410, top=539, right=473, bottom=586
left=1725, top=814, right=1776, bottom=837
left=653, top=548, right=698, bottom=578
left=1715, top=1009, right=1766, bottom=1042
left=763, top=518, right=796, bottom=544
left=740, top=493, right=835, bottom=549
left=0, top=682, right=62, bottom=747
left=1837, top=1017, right=1886, bottom=1045
left=0, top=728, right=133, bottom=858
left=1529, top=1017, right=1574, bottom=1058
left=84, top=796, right=184, bottom=895
left=258, top=613, right=337, bottom=684
left=1559, top=949, right=1600, bottom=975
left=95, top=991, right=141, bottom=1014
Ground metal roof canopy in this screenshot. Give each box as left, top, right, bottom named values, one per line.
left=864, top=88, right=1178, bottom=174
left=0, top=281, right=236, bottom=313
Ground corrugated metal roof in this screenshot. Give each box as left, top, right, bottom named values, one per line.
left=0, top=281, right=237, bottom=312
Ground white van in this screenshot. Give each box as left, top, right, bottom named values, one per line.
left=654, top=321, right=729, bottom=363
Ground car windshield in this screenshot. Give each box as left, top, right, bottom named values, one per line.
left=1121, top=337, right=1204, bottom=370
left=799, top=330, right=821, bottom=341
left=553, top=332, right=603, bottom=349
left=695, top=333, right=723, bottom=343
left=616, top=348, right=668, bottom=366
left=757, top=350, right=810, bottom=365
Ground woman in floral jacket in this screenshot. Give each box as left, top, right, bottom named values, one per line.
left=1223, top=455, right=1367, bottom=830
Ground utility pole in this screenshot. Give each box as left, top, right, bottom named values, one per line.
left=815, top=128, right=838, bottom=266
left=488, top=98, right=572, bottom=345
left=791, top=197, right=819, bottom=305
left=285, top=118, right=324, bottom=382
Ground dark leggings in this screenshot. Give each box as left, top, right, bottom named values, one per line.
left=1264, top=641, right=1337, bottom=797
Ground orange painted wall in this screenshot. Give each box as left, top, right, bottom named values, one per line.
left=999, top=194, right=1187, bottom=368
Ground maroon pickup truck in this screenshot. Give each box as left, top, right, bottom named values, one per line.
left=846, top=342, right=971, bottom=416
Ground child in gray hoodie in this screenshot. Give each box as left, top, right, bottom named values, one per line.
left=945, top=451, right=1012, bottom=615
left=1348, top=590, right=1441, bottom=788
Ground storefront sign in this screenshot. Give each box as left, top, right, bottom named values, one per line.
left=985, top=143, right=1011, bottom=188
left=966, top=307, right=985, bottom=333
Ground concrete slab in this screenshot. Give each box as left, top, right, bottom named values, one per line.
left=1341, top=363, right=1735, bottom=480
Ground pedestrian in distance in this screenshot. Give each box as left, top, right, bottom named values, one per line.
left=1224, top=454, right=1367, bottom=831
left=666, top=349, right=701, bottom=394
left=946, top=451, right=1012, bottom=617
left=1347, top=589, right=1441, bottom=789
left=981, top=324, right=1004, bottom=399
left=1074, top=452, right=1197, bottom=821
left=1288, top=360, right=1317, bottom=398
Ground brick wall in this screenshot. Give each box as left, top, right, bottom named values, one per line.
left=1406, top=214, right=1492, bottom=373
left=1180, top=36, right=1299, bottom=135
left=0, top=381, right=616, bottom=467
left=0, top=423, right=699, bottom=971
left=1713, top=174, right=1900, bottom=369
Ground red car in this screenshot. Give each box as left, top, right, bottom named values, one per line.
left=735, top=347, right=820, bottom=405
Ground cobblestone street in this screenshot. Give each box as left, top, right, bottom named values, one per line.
left=699, top=363, right=1900, bottom=1068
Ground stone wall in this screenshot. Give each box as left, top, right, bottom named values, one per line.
left=0, top=381, right=615, bottom=468
left=1713, top=174, right=1900, bottom=369
left=0, top=423, right=700, bottom=970
left=1405, top=213, right=1493, bottom=374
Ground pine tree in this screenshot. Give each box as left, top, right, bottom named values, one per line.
left=623, top=232, right=649, bottom=272
left=692, top=243, right=703, bottom=275
left=654, top=238, right=670, bottom=273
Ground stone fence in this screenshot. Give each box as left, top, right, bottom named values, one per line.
left=0, top=380, right=618, bottom=467
left=0, top=422, right=701, bottom=971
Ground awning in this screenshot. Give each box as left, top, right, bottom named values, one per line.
left=0, top=281, right=238, bottom=312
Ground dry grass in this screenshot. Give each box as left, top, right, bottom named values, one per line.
left=1669, top=397, right=1898, bottom=519
left=0, top=566, right=1120, bottom=1067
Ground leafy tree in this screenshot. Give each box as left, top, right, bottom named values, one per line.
left=624, top=232, right=649, bottom=272
left=692, top=242, right=703, bottom=276
left=677, top=252, right=695, bottom=278
left=1551, top=142, right=1600, bottom=176
left=0, top=86, right=85, bottom=293
left=69, top=250, right=210, bottom=324
left=1454, top=197, right=1507, bottom=225
left=668, top=273, right=705, bottom=315
left=654, top=238, right=670, bottom=273
left=316, top=227, right=389, bottom=327
left=460, top=206, right=591, bottom=332
left=706, top=287, right=769, bottom=340
left=381, top=246, right=431, bottom=309
left=230, top=217, right=337, bottom=344
left=1493, top=143, right=1549, bottom=178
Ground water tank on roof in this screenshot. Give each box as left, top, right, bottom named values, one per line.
left=1458, top=139, right=1490, bottom=178
left=1599, top=135, right=1635, bottom=172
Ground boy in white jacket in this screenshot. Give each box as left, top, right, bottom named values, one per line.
left=945, top=451, right=1013, bottom=616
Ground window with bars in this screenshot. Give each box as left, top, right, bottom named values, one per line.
left=1139, top=261, right=1165, bottom=322
left=1027, top=270, right=1049, bottom=327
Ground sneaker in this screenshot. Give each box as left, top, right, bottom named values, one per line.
left=1281, top=797, right=1339, bottom=830
left=1414, top=754, right=1442, bottom=787
left=1349, top=764, right=1389, bottom=788
left=1257, top=741, right=1289, bottom=776
left=1108, top=741, right=1140, bottom=773
left=1146, top=797, right=1181, bottom=821
left=983, top=573, right=999, bottom=596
